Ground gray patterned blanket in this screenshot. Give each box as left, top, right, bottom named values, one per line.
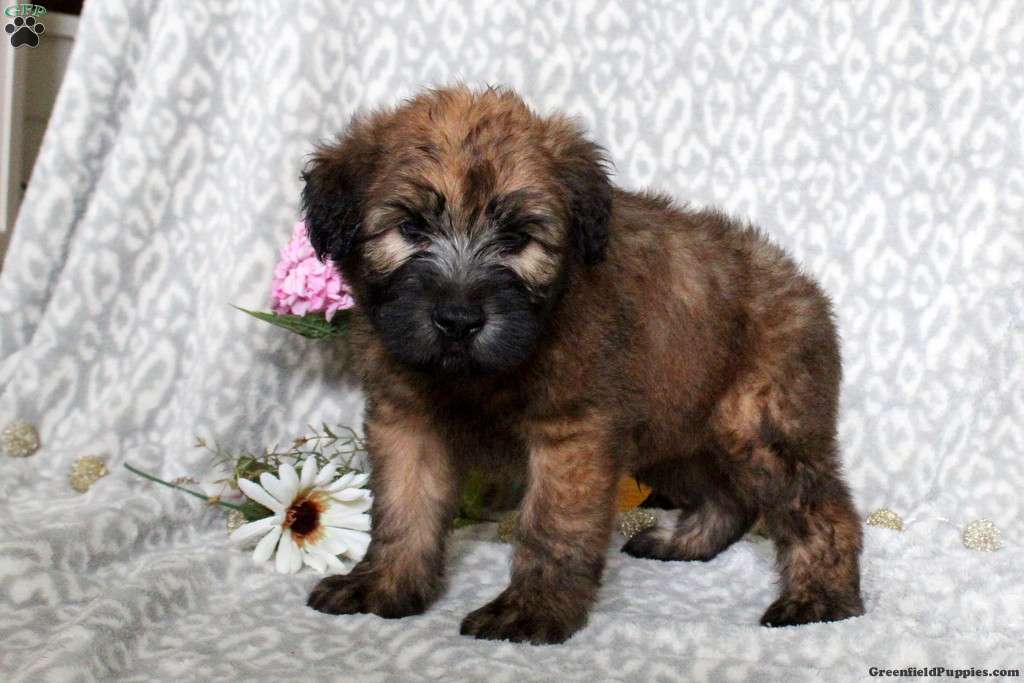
left=1, top=1, right=1021, bottom=681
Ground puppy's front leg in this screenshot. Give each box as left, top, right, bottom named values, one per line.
left=308, top=402, right=457, bottom=618
left=461, top=418, right=619, bottom=644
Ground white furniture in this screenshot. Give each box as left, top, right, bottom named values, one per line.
left=0, top=10, right=77, bottom=267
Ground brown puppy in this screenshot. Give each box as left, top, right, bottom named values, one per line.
left=303, top=86, right=863, bottom=644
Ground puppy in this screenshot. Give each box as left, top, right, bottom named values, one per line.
left=303, top=86, right=863, bottom=644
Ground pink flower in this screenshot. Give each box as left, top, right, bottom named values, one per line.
left=271, top=222, right=354, bottom=321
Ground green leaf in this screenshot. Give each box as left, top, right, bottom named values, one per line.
left=232, top=305, right=349, bottom=340
left=452, top=516, right=483, bottom=529
left=234, top=456, right=275, bottom=484
left=238, top=499, right=275, bottom=522
left=459, top=469, right=487, bottom=521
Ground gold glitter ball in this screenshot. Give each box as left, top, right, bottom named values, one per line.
left=496, top=512, right=517, bottom=543
left=619, top=508, right=657, bottom=540
left=2, top=420, right=40, bottom=458
left=226, top=510, right=247, bottom=534
left=69, top=455, right=109, bottom=492
left=866, top=507, right=904, bottom=531
left=962, top=519, right=1002, bottom=552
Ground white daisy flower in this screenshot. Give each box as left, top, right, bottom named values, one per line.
left=229, top=457, right=372, bottom=575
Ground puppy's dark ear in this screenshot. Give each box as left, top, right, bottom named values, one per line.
left=301, top=123, right=380, bottom=262
left=550, top=122, right=613, bottom=265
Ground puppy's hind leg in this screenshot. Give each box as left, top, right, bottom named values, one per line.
left=623, top=457, right=755, bottom=562
left=623, top=489, right=753, bottom=562
left=715, top=404, right=864, bottom=626
left=755, top=449, right=864, bottom=627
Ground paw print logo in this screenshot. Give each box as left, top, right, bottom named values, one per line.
left=5, top=15, right=45, bottom=48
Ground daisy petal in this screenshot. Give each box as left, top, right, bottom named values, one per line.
left=327, top=472, right=371, bottom=493
left=320, top=528, right=350, bottom=556
left=259, top=472, right=292, bottom=505
left=278, top=463, right=300, bottom=503
left=229, top=515, right=279, bottom=543
left=330, top=497, right=373, bottom=515
left=348, top=473, right=370, bottom=489
left=299, top=457, right=317, bottom=489
left=332, top=528, right=371, bottom=560
left=334, top=555, right=356, bottom=575
left=315, top=548, right=346, bottom=574
left=314, top=459, right=340, bottom=487
left=322, top=511, right=371, bottom=531
left=276, top=529, right=299, bottom=574
left=238, top=478, right=284, bottom=512
left=327, top=472, right=355, bottom=492
left=252, top=525, right=282, bottom=563
left=333, top=488, right=369, bottom=502
left=303, top=550, right=327, bottom=574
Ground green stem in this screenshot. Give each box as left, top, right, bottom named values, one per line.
left=123, top=462, right=245, bottom=512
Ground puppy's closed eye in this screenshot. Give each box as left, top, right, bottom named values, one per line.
left=397, top=218, right=431, bottom=248
left=496, top=230, right=532, bottom=254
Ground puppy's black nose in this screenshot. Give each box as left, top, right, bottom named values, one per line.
left=432, top=303, right=485, bottom=340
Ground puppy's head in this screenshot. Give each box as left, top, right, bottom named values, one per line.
left=302, top=86, right=611, bottom=375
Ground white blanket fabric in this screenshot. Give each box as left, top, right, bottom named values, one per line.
left=1, top=1, right=1021, bottom=680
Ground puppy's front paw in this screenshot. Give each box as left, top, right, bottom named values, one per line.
left=460, top=589, right=584, bottom=645
left=307, top=572, right=371, bottom=615
left=760, top=592, right=864, bottom=627
left=307, top=569, right=428, bottom=619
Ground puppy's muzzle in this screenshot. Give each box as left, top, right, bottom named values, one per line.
left=432, top=302, right=486, bottom=341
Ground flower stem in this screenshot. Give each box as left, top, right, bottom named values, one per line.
left=123, top=462, right=245, bottom=512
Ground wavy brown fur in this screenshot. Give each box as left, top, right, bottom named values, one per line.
left=303, top=86, right=863, bottom=644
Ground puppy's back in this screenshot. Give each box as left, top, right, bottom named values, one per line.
left=594, top=189, right=838, bottom=433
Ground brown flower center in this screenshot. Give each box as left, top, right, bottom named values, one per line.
left=284, top=492, right=325, bottom=546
